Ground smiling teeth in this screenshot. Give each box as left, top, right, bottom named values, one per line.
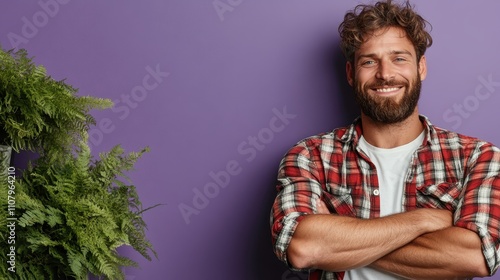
left=376, top=87, right=399, bottom=93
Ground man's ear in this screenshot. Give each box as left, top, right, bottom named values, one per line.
left=418, top=55, right=427, bottom=81
left=346, top=61, right=354, bottom=87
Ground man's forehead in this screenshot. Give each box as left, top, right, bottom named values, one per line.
left=356, top=27, right=416, bottom=56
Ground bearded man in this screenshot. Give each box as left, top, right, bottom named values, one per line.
left=270, top=1, right=500, bottom=279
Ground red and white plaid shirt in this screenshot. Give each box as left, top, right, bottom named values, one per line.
left=271, top=115, right=500, bottom=280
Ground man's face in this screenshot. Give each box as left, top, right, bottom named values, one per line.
left=346, top=27, right=427, bottom=124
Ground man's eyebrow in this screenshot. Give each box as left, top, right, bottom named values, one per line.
left=357, top=50, right=413, bottom=59
left=357, top=53, right=377, bottom=59
left=389, top=50, right=412, bottom=56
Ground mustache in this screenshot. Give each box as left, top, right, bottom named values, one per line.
left=365, top=80, right=408, bottom=88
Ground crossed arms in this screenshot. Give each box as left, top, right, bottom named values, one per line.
left=287, top=199, right=489, bottom=279
left=273, top=139, right=500, bottom=278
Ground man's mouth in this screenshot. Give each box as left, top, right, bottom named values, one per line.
left=371, top=86, right=404, bottom=95
left=375, top=87, right=401, bottom=93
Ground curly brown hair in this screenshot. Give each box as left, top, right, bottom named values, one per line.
left=338, top=0, right=432, bottom=63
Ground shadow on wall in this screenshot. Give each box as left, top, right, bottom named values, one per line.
left=10, top=151, right=39, bottom=176
left=323, top=39, right=359, bottom=124
left=245, top=40, right=357, bottom=280
left=247, top=167, right=297, bottom=280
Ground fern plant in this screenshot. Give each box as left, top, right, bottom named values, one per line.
left=0, top=137, right=157, bottom=280
left=0, top=48, right=112, bottom=162
left=0, top=47, right=157, bottom=279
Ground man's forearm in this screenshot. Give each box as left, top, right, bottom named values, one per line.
left=287, top=208, right=452, bottom=271
left=371, top=226, right=489, bottom=279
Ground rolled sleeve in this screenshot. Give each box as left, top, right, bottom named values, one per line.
left=270, top=141, right=324, bottom=267
left=271, top=211, right=309, bottom=266
left=455, top=143, right=500, bottom=275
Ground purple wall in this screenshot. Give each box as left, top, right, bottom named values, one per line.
left=2, top=1, right=500, bottom=279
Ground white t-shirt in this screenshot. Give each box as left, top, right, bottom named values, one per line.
left=344, top=131, right=425, bottom=280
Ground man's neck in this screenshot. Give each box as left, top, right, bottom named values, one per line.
left=360, top=110, right=424, bottom=149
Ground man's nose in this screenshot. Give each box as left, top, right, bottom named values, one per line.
left=375, top=60, right=395, bottom=81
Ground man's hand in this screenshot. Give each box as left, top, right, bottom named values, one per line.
left=418, top=208, right=453, bottom=232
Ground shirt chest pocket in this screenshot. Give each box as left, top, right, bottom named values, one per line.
left=323, top=184, right=357, bottom=217
left=416, top=182, right=462, bottom=211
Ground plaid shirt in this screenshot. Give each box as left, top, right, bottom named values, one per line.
left=270, top=115, right=500, bottom=280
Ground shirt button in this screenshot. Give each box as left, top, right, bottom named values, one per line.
left=373, top=189, right=380, bottom=196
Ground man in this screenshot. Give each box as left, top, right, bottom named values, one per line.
left=270, top=1, right=500, bottom=279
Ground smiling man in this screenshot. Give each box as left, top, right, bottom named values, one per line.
left=270, top=1, right=500, bottom=279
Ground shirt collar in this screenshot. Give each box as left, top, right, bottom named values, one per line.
left=337, top=115, right=439, bottom=147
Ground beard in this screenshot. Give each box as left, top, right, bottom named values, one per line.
left=353, top=75, right=422, bottom=124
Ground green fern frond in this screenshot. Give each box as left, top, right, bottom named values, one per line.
left=0, top=47, right=158, bottom=280
left=0, top=139, right=157, bottom=279
left=0, top=48, right=113, bottom=162
left=18, top=209, right=47, bottom=227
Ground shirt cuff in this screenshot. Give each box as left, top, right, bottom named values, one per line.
left=273, top=212, right=309, bottom=270
left=455, top=220, right=499, bottom=275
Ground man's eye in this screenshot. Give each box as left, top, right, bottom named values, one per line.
left=361, top=60, right=375, bottom=66
left=395, top=57, right=406, bottom=62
